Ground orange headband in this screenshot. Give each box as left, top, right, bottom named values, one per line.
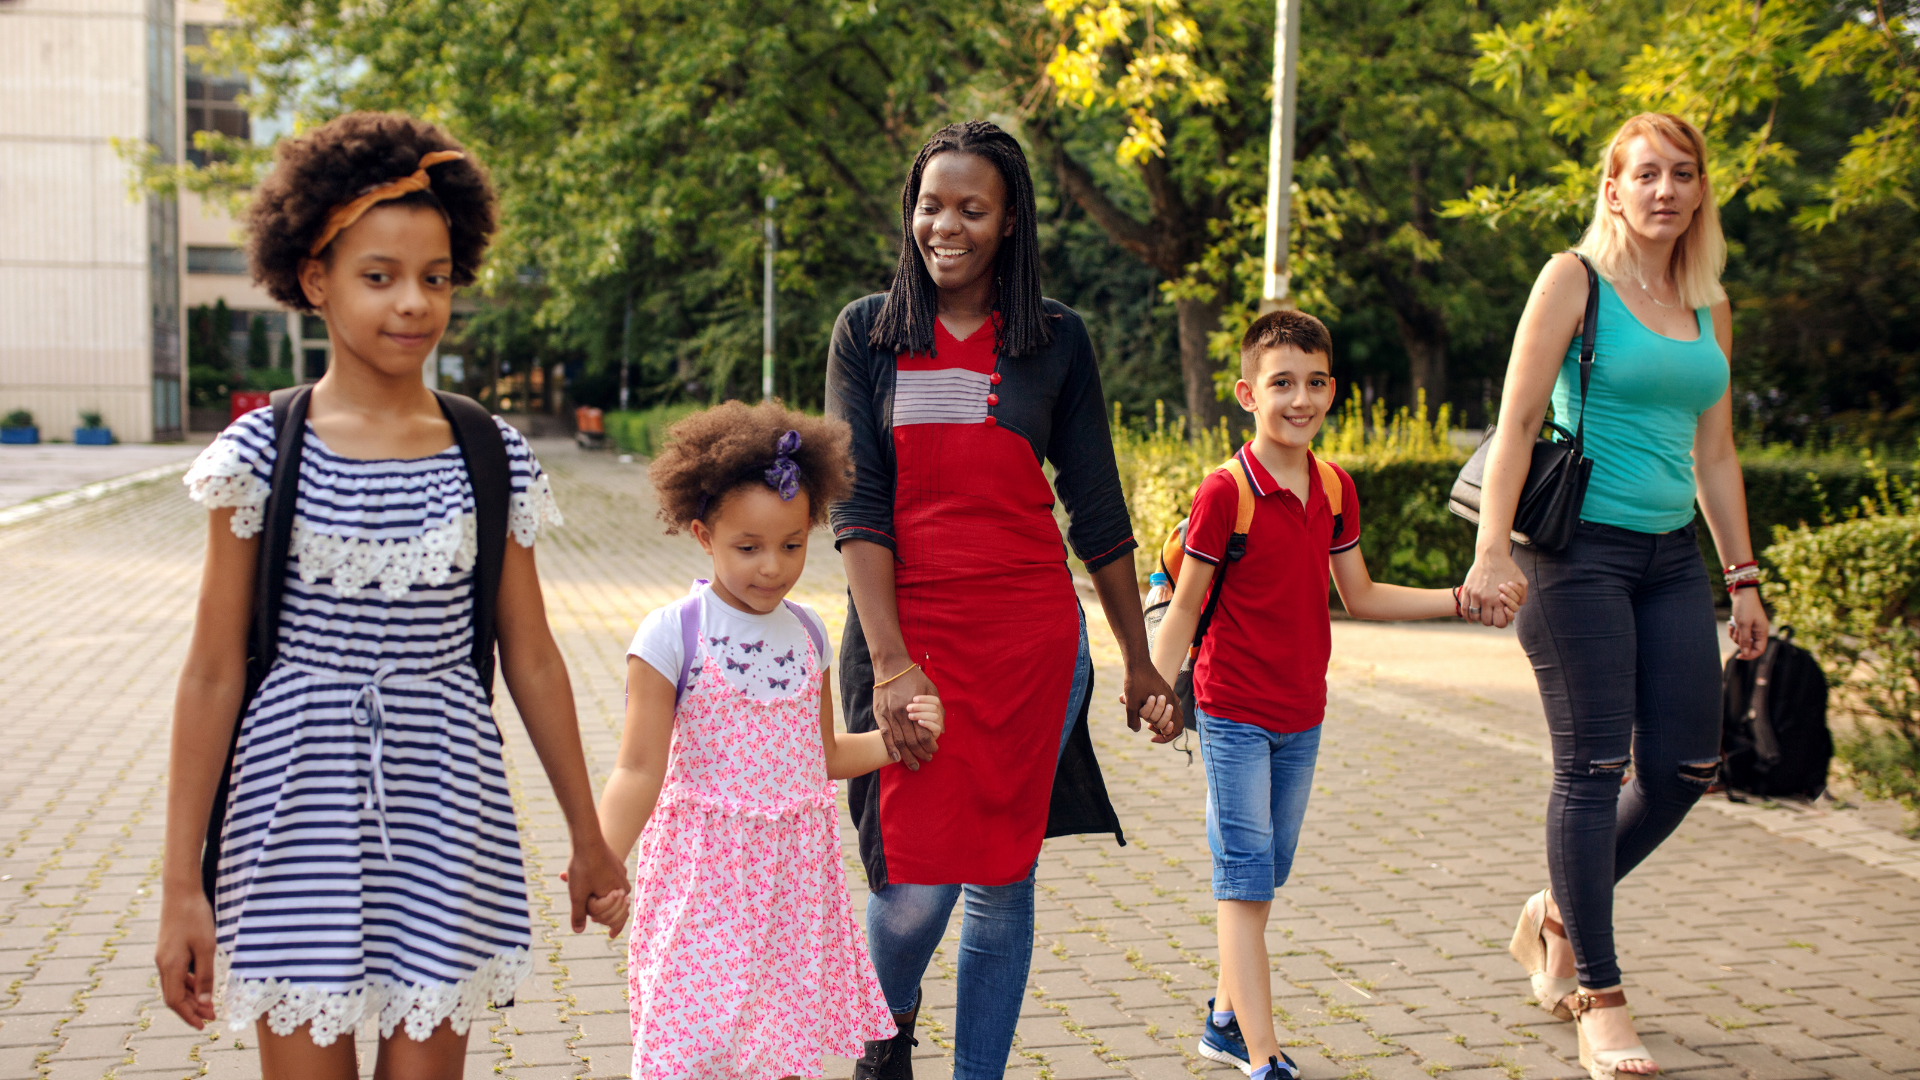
left=306, top=150, right=465, bottom=257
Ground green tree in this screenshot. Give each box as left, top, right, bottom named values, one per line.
left=1443, top=0, right=1920, bottom=445
left=247, top=314, right=270, bottom=370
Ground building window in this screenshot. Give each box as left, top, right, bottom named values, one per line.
left=186, top=245, right=248, bottom=275
left=183, top=24, right=249, bottom=165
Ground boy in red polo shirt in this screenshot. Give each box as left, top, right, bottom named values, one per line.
left=1147, top=311, right=1522, bottom=1079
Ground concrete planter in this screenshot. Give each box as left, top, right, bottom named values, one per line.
left=74, top=427, right=113, bottom=446
left=0, top=426, right=39, bottom=445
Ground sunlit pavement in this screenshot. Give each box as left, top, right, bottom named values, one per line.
left=2, top=442, right=1916, bottom=1079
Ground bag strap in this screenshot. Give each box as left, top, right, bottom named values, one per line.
left=669, top=586, right=827, bottom=706
left=434, top=392, right=510, bottom=700
left=1188, top=455, right=1257, bottom=659
left=1568, top=251, right=1599, bottom=449
left=254, top=385, right=313, bottom=673
left=782, top=598, right=828, bottom=663
left=208, top=384, right=310, bottom=901
left=675, top=585, right=704, bottom=704
left=1748, top=636, right=1784, bottom=766
left=1315, top=456, right=1344, bottom=537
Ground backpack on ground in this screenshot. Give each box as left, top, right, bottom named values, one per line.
left=1142, top=454, right=1343, bottom=733
left=1720, top=627, right=1832, bottom=801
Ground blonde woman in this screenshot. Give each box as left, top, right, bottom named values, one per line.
left=1460, top=113, right=1770, bottom=1079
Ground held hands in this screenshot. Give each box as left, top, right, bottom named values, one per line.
left=904, top=695, right=946, bottom=741
left=874, top=663, right=941, bottom=770
left=156, top=887, right=219, bottom=1029
left=1454, top=582, right=1526, bottom=623
left=1460, top=551, right=1530, bottom=628
left=560, top=841, right=632, bottom=940
left=1118, top=663, right=1183, bottom=744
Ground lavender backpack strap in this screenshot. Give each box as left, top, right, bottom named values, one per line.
left=674, top=593, right=702, bottom=705
left=782, top=599, right=828, bottom=664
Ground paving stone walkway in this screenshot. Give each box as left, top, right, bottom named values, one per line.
left=0, top=441, right=1916, bottom=1080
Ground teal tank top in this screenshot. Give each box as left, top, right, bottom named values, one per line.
left=1552, top=276, right=1727, bottom=533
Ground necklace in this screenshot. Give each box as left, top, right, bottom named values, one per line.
left=1638, top=278, right=1677, bottom=309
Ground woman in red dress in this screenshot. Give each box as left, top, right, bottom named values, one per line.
left=827, top=121, right=1181, bottom=1080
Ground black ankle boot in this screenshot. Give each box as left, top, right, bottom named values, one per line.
left=852, top=995, right=919, bottom=1080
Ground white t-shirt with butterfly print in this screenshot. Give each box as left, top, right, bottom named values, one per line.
left=628, top=583, right=833, bottom=704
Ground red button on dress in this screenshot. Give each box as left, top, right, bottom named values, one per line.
left=984, top=415, right=998, bottom=427
left=987, top=393, right=999, bottom=406
left=989, top=372, right=1002, bottom=385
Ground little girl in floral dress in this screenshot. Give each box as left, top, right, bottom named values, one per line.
left=596, top=400, right=942, bottom=1079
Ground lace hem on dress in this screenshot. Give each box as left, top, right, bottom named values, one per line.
left=292, top=513, right=478, bottom=600
left=510, top=473, right=563, bottom=546
left=222, top=947, right=531, bottom=1046
left=184, top=439, right=271, bottom=538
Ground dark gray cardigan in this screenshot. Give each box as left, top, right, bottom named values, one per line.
left=825, top=292, right=1133, bottom=888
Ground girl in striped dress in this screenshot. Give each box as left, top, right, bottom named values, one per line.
left=155, top=112, right=630, bottom=1079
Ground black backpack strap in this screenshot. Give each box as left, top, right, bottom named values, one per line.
left=202, top=384, right=311, bottom=902
left=255, top=386, right=312, bottom=667
left=1188, top=457, right=1255, bottom=653
left=1567, top=251, right=1599, bottom=449
left=1748, top=635, right=1784, bottom=767
left=435, top=391, right=510, bottom=700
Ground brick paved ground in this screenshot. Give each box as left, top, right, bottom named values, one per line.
left=1, top=441, right=1917, bottom=1080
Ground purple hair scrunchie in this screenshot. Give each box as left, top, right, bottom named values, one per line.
left=764, top=429, right=802, bottom=501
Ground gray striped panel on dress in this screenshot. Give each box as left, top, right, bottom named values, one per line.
left=894, top=368, right=990, bottom=426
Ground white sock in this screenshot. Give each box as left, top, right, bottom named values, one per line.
left=1212, top=1009, right=1235, bottom=1027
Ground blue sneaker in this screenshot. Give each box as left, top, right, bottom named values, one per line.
left=1258, top=1053, right=1301, bottom=1080
left=1197, top=997, right=1252, bottom=1074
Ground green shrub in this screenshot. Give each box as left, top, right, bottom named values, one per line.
left=79, top=411, right=103, bottom=429
left=604, top=403, right=705, bottom=458
left=2, top=409, right=33, bottom=429
left=1765, top=463, right=1920, bottom=828
left=244, top=367, right=296, bottom=393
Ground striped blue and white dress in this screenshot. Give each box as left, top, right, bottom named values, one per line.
left=183, top=407, right=562, bottom=1046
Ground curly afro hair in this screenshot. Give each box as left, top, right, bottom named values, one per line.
left=245, top=111, right=496, bottom=312
left=649, top=400, right=854, bottom=534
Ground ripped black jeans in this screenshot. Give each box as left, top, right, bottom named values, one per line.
left=1514, top=520, right=1722, bottom=989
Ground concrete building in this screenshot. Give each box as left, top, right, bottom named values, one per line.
left=1, top=0, right=317, bottom=443
left=2, top=0, right=184, bottom=442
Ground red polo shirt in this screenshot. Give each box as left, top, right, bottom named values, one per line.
left=1183, top=446, right=1362, bottom=733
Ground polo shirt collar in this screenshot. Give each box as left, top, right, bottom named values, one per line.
left=1234, top=444, right=1325, bottom=514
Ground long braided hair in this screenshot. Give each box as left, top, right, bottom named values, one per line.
left=869, top=121, right=1054, bottom=359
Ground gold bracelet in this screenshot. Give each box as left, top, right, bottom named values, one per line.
left=873, top=662, right=921, bottom=690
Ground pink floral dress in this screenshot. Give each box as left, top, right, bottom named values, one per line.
left=628, top=621, right=895, bottom=1079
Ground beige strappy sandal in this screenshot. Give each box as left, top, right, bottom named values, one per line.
left=1570, top=988, right=1659, bottom=1080
left=1508, top=889, right=1577, bottom=1020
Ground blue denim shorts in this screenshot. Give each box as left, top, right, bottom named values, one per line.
left=1197, top=707, right=1322, bottom=901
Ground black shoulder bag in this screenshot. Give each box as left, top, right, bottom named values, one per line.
left=1447, top=252, right=1598, bottom=553
left=199, top=387, right=512, bottom=901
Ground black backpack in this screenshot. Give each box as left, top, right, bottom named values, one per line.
left=200, top=385, right=511, bottom=901
left=1720, top=628, right=1832, bottom=800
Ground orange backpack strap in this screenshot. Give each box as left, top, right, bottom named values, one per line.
left=1220, top=456, right=1257, bottom=538
left=1316, top=456, right=1347, bottom=538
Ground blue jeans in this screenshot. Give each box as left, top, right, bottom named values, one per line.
left=864, top=609, right=1090, bottom=1080
left=1514, top=520, right=1722, bottom=989
left=1197, top=707, right=1321, bottom=901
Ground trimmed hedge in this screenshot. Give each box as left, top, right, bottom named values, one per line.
left=1341, top=455, right=1920, bottom=591
left=604, top=403, right=703, bottom=457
